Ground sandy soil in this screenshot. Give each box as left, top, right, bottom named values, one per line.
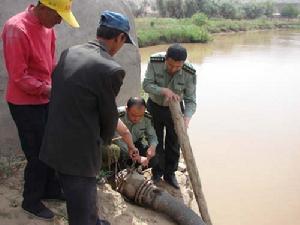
left=0, top=160, right=199, bottom=225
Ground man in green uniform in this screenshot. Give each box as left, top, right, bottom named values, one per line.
left=142, top=44, right=197, bottom=189
left=116, top=97, right=158, bottom=168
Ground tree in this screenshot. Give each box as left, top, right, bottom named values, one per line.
left=126, top=0, right=148, bottom=17
left=262, top=1, right=274, bottom=17
left=220, top=2, right=237, bottom=19
left=156, top=0, right=167, bottom=17
left=184, top=0, right=200, bottom=17
left=281, top=4, right=299, bottom=19
left=165, top=0, right=184, bottom=18
left=243, top=2, right=264, bottom=19
left=200, top=0, right=220, bottom=18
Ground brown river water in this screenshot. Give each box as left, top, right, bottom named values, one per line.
left=139, top=30, right=300, bottom=225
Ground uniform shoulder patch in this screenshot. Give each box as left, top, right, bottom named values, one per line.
left=117, top=106, right=126, bottom=117
left=150, top=52, right=166, bottom=63
left=118, top=111, right=125, bottom=118
left=150, top=56, right=165, bottom=63
left=144, top=111, right=152, bottom=119
left=182, top=63, right=196, bottom=75
left=118, top=106, right=126, bottom=113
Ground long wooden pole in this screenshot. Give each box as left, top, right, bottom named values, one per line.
left=169, top=100, right=213, bottom=225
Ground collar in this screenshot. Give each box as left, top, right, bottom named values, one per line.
left=163, top=63, right=182, bottom=77
left=25, top=5, right=44, bottom=27
left=88, top=40, right=109, bottom=53
left=124, top=112, right=133, bottom=127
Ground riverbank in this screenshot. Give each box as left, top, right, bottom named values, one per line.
left=136, top=17, right=300, bottom=47
left=0, top=156, right=197, bottom=225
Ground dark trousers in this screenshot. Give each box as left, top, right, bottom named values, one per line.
left=58, top=173, right=99, bottom=225
left=8, top=103, right=61, bottom=206
left=147, top=98, right=181, bottom=177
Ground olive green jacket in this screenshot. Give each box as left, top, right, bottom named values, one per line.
left=115, top=107, right=158, bottom=153
left=142, top=52, right=197, bottom=118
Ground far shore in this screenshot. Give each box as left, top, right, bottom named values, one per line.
left=135, top=17, right=300, bottom=47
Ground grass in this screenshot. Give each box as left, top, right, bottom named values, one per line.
left=135, top=17, right=300, bottom=47
left=135, top=17, right=212, bottom=47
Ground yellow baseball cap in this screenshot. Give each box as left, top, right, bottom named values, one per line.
left=39, top=0, right=79, bottom=28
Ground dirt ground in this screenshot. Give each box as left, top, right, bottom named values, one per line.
left=0, top=158, right=199, bottom=225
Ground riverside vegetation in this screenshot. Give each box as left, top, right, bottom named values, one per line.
left=136, top=13, right=300, bottom=47
left=131, top=0, right=300, bottom=47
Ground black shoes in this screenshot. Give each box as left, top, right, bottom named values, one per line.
left=151, top=174, right=162, bottom=184
left=22, top=201, right=54, bottom=221
left=152, top=172, right=180, bottom=189
left=97, top=218, right=111, bottom=225
left=164, top=174, right=180, bottom=189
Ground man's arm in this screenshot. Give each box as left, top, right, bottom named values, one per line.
left=51, top=30, right=57, bottom=72
left=145, top=118, right=158, bottom=159
left=183, top=73, right=197, bottom=126
left=116, top=119, right=139, bottom=160
left=142, top=62, right=162, bottom=95
left=98, top=69, right=124, bottom=144
left=2, top=25, right=51, bottom=97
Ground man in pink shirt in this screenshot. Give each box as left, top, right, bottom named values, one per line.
left=1, top=0, right=79, bottom=220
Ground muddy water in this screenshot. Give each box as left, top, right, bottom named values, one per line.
left=139, top=30, right=300, bottom=225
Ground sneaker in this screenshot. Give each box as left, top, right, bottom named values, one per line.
left=22, top=201, right=54, bottom=221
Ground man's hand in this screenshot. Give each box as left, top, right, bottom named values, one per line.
left=42, top=85, right=51, bottom=99
left=183, top=116, right=191, bottom=129
left=161, top=88, right=180, bottom=102
left=128, top=147, right=140, bottom=161
left=139, top=156, right=149, bottom=167
left=146, top=146, right=156, bottom=159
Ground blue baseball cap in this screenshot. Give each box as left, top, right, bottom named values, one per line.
left=99, top=10, right=136, bottom=46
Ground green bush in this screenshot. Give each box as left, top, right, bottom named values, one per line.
left=192, top=12, right=208, bottom=26
left=136, top=18, right=211, bottom=47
